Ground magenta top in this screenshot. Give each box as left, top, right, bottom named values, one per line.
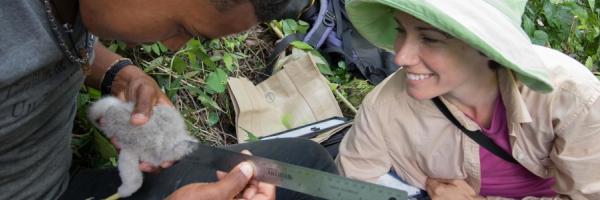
left=476, top=96, right=556, bottom=198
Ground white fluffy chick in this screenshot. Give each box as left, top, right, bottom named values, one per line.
left=87, top=97, right=197, bottom=197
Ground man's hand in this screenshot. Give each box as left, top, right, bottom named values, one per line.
left=110, top=63, right=173, bottom=125
left=217, top=150, right=275, bottom=200
left=108, top=64, right=176, bottom=172
left=88, top=43, right=176, bottom=172
left=167, top=151, right=276, bottom=200
left=426, top=178, right=485, bottom=200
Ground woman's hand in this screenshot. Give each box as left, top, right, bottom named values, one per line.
left=426, top=178, right=485, bottom=200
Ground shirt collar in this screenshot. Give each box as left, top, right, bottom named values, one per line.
left=498, top=68, right=533, bottom=124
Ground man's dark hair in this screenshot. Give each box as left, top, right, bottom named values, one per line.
left=209, top=0, right=291, bottom=22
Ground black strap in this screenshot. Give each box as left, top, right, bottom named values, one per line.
left=432, top=97, right=518, bottom=164
left=101, top=58, right=134, bottom=96
left=265, top=33, right=306, bottom=75
left=305, top=11, right=335, bottom=47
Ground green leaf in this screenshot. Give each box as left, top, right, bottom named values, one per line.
left=158, top=42, right=169, bottom=53
left=281, top=114, right=294, bottom=129
left=87, top=87, right=102, bottom=99
left=185, top=85, right=202, bottom=96
left=585, top=56, right=594, bottom=70
left=317, top=64, right=334, bottom=75
left=195, top=48, right=218, bottom=69
left=141, top=44, right=153, bottom=54
left=297, top=20, right=310, bottom=34
left=197, top=92, right=224, bottom=112
left=329, top=82, right=340, bottom=90
left=549, top=0, right=562, bottom=4
left=77, top=91, right=90, bottom=106
left=223, top=53, right=235, bottom=72
left=151, top=43, right=161, bottom=56
left=92, top=131, right=117, bottom=163
left=108, top=43, right=119, bottom=52
left=142, top=57, right=165, bottom=72
left=523, top=15, right=536, bottom=35
left=116, top=41, right=127, bottom=51
left=109, top=157, right=118, bottom=167
left=166, top=76, right=183, bottom=99
left=337, top=61, right=347, bottom=70
left=282, top=19, right=296, bottom=36
left=188, top=38, right=203, bottom=48
left=207, top=111, right=219, bottom=126
left=171, top=55, right=187, bottom=74
left=290, top=41, right=314, bottom=50
left=226, top=39, right=238, bottom=50
left=239, top=126, right=260, bottom=142
left=590, top=0, right=596, bottom=11
left=205, top=69, right=228, bottom=94
left=186, top=51, right=198, bottom=69
left=532, top=30, right=550, bottom=45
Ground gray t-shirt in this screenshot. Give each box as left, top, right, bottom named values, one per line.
left=0, top=0, right=87, bottom=199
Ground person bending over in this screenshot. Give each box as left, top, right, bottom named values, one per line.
left=0, top=0, right=333, bottom=199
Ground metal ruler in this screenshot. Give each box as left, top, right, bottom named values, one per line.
left=191, top=144, right=409, bottom=200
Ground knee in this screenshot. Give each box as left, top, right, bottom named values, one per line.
left=275, top=138, right=327, bottom=157
left=270, top=138, right=337, bottom=173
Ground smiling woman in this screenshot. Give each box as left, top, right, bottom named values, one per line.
left=335, top=0, right=600, bottom=199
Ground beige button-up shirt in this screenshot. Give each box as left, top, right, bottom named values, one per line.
left=336, top=46, right=600, bottom=199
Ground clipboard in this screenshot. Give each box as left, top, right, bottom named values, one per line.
left=260, top=117, right=350, bottom=141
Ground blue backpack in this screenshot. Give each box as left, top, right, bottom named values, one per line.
left=271, top=0, right=399, bottom=85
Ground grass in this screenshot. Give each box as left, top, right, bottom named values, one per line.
left=71, top=25, right=281, bottom=169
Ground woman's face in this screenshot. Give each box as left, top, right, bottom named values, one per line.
left=393, top=12, right=492, bottom=100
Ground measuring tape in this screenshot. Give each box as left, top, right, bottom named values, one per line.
left=190, top=144, right=410, bottom=200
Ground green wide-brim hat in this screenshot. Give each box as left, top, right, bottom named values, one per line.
left=346, top=0, right=553, bottom=92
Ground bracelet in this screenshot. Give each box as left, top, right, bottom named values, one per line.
left=100, top=58, right=134, bottom=96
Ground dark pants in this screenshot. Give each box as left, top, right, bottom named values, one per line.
left=60, top=138, right=338, bottom=200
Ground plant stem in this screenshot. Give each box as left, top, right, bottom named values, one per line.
left=269, top=21, right=285, bottom=39
left=333, top=88, right=357, bottom=114
left=105, top=193, right=120, bottom=200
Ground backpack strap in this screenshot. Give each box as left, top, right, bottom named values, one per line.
left=266, top=0, right=336, bottom=74
left=432, top=97, right=519, bottom=164
left=265, top=33, right=306, bottom=74
left=303, top=0, right=335, bottom=48
left=331, top=0, right=344, bottom=37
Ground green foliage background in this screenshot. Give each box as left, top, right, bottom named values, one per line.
left=524, top=0, right=599, bottom=74
left=72, top=0, right=600, bottom=170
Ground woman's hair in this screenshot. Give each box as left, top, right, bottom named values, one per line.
left=209, top=0, right=290, bottom=22
left=489, top=60, right=502, bottom=70
left=478, top=51, right=501, bottom=70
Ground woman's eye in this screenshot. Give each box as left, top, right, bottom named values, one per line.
left=422, top=37, right=440, bottom=43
